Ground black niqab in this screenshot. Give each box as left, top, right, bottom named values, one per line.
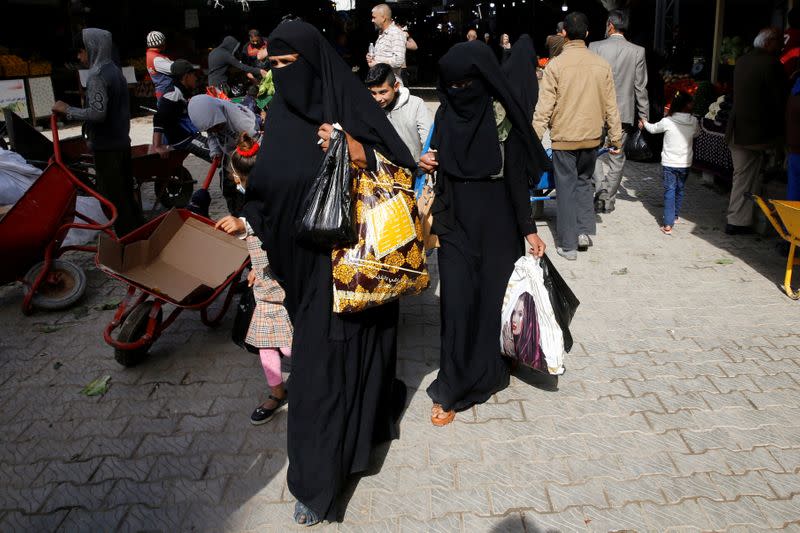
left=433, top=41, right=548, bottom=181
left=267, top=20, right=414, bottom=169
left=502, top=34, right=539, bottom=121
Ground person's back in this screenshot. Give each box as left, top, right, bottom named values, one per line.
left=588, top=28, right=648, bottom=125
left=534, top=40, right=620, bottom=149
left=731, top=47, right=785, bottom=147
left=644, top=112, right=699, bottom=168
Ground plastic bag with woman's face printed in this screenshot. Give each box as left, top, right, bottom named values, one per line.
left=500, top=255, right=565, bottom=375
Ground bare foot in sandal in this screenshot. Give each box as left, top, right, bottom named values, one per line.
left=431, top=403, right=455, bottom=426
left=660, top=225, right=673, bottom=235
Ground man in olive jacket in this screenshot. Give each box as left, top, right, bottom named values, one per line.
left=534, top=12, right=622, bottom=261
left=725, top=28, right=786, bottom=234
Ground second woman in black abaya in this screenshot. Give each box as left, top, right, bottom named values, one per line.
left=242, top=21, right=415, bottom=525
left=419, top=41, right=549, bottom=425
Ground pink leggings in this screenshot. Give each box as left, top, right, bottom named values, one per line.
left=260, top=347, right=291, bottom=387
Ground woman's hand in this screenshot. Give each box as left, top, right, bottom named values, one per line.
left=215, top=215, right=246, bottom=236
left=247, top=269, right=257, bottom=287
left=418, top=151, right=439, bottom=174
left=317, top=123, right=334, bottom=152
left=525, top=233, right=546, bottom=257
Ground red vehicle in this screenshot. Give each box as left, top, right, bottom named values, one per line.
left=0, top=115, right=117, bottom=314
left=98, top=159, right=250, bottom=367
left=3, top=110, right=195, bottom=209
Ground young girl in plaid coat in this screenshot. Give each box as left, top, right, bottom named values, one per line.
left=216, top=133, right=293, bottom=425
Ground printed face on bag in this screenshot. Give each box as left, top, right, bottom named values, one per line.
left=511, top=298, right=525, bottom=336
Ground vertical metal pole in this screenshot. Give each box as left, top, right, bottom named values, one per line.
left=654, top=0, right=666, bottom=53
left=711, top=0, right=725, bottom=83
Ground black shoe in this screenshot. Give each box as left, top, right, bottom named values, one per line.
left=725, top=224, right=754, bottom=235
left=594, top=197, right=606, bottom=214
left=603, top=204, right=616, bottom=214
left=250, top=393, right=288, bottom=425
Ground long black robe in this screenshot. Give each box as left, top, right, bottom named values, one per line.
left=243, top=21, right=415, bottom=522
left=502, top=34, right=540, bottom=122
left=427, top=41, right=549, bottom=412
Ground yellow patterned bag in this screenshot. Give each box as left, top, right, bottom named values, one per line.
left=332, top=153, right=430, bottom=313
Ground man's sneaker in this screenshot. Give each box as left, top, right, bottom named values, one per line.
left=556, top=247, right=577, bottom=261
left=577, top=234, right=593, bottom=251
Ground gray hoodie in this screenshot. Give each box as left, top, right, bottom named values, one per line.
left=187, top=94, right=258, bottom=158
left=66, top=28, right=130, bottom=152
left=384, top=87, right=432, bottom=163
left=207, top=36, right=263, bottom=87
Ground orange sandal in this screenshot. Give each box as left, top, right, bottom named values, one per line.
left=431, top=403, right=455, bottom=426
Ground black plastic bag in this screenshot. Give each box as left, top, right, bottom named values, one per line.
left=624, top=129, right=653, bottom=161
left=232, top=288, right=258, bottom=354
left=540, top=254, right=580, bottom=353
left=296, top=128, right=357, bottom=247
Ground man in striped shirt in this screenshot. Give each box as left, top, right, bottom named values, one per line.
left=367, top=4, right=407, bottom=84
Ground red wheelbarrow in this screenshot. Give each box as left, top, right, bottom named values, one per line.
left=97, top=159, right=250, bottom=367
left=0, top=115, right=117, bottom=314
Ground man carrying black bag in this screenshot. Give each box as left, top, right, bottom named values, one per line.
left=590, top=10, right=650, bottom=214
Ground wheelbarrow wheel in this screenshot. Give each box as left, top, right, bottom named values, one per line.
left=23, top=259, right=87, bottom=311
left=114, top=301, right=162, bottom=367
left=156, top=166, right=194, bottom=209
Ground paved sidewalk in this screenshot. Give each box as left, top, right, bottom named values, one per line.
left=1, top=121, right=799, bottom=531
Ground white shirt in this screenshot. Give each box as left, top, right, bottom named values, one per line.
left=643, top=112, right=700, bottom=168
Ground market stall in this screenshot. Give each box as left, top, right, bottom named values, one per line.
left=0, top=52, right=55, bottom=124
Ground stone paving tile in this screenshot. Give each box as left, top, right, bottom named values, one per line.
left=753, top=495, right=800, bottom=529
left=0, top=510, right=68, bottom=531
left=3, top=150, right=800, bottom=530
left=698, top=497, right=772, bottom=530
left=56, top=505, right=128, bottom=532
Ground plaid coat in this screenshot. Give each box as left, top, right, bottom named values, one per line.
left=245, top=236, right=293, bottom=349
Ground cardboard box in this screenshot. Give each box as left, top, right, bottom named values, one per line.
left=98, top=210, right=248, bottom=302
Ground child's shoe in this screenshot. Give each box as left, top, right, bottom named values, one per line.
left=250, top=392, right=288, bottom=425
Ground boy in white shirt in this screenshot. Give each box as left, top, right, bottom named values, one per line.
left=641, top=92, right=700, bottom=235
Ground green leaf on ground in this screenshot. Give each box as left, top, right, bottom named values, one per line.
left=53, top=362, right=63, bottom=370
left=715, top=258, right=735, bottom=265
left=612, top=267, right=628, bottom=276
left=34, top=324, right=64, bottom=334
left=98, top=301, right=121, bottom=311
left=72, top=306, right=89, bottom=319
left=80, top=375, right=111, bottom=397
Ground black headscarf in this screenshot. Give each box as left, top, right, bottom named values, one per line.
left=267, top=20, right=414, bottom=169
left=433, top=40, right=548, bottom=180
left=502, top=34, right=539, bottom=121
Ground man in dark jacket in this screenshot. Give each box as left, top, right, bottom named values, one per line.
left=207, top=36, right=266, bottom=94
left=52, top=28, right=143, bottom=236
left=725, top=28, right=786, bottom=234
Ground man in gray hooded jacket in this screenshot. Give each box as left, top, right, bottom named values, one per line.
left=53, top=28, right=143, bottom=236
left=207, top=36, right=266, bottom=93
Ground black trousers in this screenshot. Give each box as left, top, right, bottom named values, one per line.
left=93, top=148, right=145, bottom=237
left=553, top=148, right=598, bottom=251
left=173, top=133, right=212, bottom=163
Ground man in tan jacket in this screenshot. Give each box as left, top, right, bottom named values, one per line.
left=533, top=11, right=623, bottom=260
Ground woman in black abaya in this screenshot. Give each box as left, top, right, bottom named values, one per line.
left=502, top=34, right=540, bottom=121
left=242, top=21, right=415, bottom=525
left=418, top=41, right=550, bottom=425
